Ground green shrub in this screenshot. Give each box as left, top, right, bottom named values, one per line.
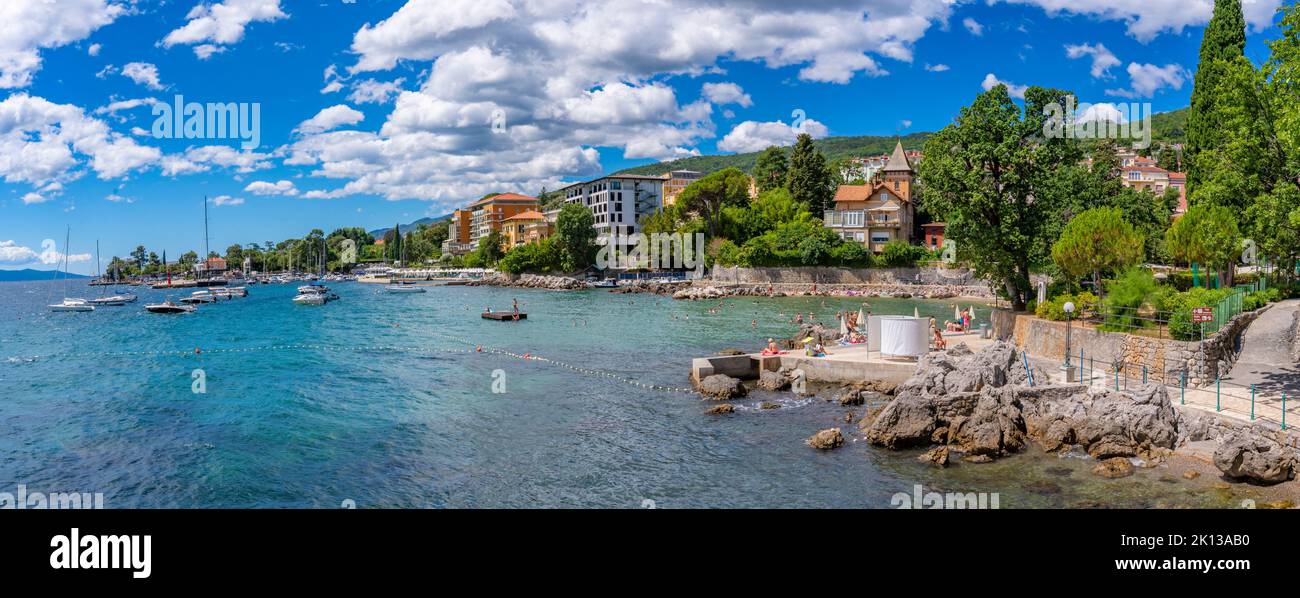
left=1103, top=268, right=1159, bottom=329
left=714, top=240, right=741, bottom=267
left=829, top=242, right=875, bottom=267
left=1035, top=292, right=1099, bottom=321
left=880, top=241, right=927, bottom=268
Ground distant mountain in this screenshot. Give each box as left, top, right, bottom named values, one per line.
left=0, top=269, right=91, bottom=282
left=368, top=214, right=451, bottom=239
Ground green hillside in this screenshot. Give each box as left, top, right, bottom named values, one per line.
left=614, top=132, right=930, bottom=177
left=613, top=109, right=1188, bottom=178
left=1150, top=107, right=1188, bottom=143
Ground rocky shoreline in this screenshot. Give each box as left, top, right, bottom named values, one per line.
left=672, top=282, right=990, bottom=301
left=466, top=272, right=987, bottom=300
left=858, top=341, right=1298, bottom=486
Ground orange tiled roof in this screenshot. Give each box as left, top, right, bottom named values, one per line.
left=503, top=210, right=546, bottom=222
left=469, top=192, right=539, bottom=208
left=833, top=182, right=905, bottom=203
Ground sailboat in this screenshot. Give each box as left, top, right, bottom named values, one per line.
left=293, top=235, right=338, bottom=305
left=89, top=240, right=136, bottom=305
left=49, top=228, right=94, bottom=312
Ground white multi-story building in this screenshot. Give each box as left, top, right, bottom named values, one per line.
left=560, top=175, right=665, bottom=250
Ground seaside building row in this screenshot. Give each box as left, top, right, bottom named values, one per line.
left=436, top=140, right=1186, bottom=264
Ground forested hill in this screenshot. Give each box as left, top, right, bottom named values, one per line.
left=613, top=108, right=1189, bottom=178
left=613, top=133, right=929, bottom=177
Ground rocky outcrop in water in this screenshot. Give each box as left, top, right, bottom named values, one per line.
left=864, top=341, right=1178, bottom=462
left=471, top=273, right=588, bottom=290
left=1213, top=432, right=1297, bottom=484
left=808, top=428, right=844, bottom=450
left=757, top=369, right=792, bottom=391
left=860, top=341, right=1300, bottom=485
left=696, top=374, right=747, bottom=400
left=704, top=404, right=736, bottom=415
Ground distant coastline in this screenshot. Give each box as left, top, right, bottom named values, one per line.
left=0, top=269, right=91, bottom=282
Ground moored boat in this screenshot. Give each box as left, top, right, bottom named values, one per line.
left=50, top=298, right=95, bottom=312
left=145, top=301, right=195, bottom=314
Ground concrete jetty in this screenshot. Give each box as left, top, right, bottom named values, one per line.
left=691, top=333, right=1000, bottom=386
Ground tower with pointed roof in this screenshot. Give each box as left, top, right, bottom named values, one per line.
left=881, top=140, right=915, bottom=202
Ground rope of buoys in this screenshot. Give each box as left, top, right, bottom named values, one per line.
left=6, top=337, right=696, bottom=394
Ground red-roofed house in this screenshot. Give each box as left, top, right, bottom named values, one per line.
left=824, top=141, right=916, bottom=252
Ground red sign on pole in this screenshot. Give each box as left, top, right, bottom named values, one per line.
left=1192, top=307, right=1214, bottom=323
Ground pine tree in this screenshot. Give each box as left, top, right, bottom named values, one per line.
left=786, top=134, right=833, bottom=217
left=751, top=146, right=789, bottom=192
left=1186, top=0, right=1247, bottom=191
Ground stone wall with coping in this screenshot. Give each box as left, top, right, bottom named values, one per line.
left=991, top=306, right=1271, bottom=387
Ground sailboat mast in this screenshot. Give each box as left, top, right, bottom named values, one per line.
left=203, top=195, right=210, bottom=263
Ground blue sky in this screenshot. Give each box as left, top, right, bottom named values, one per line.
left=0, top=0, right=1286, bottom=274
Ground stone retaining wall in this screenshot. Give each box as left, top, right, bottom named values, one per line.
left=994, top=306, right=1271, bottom=387
left=711, top=266, right=985, bottom=286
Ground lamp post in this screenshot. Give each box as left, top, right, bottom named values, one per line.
left=1061, top=301, right=1077, bottom=383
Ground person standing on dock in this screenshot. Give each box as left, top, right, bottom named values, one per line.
left=513, top=298, right=519, bottom=314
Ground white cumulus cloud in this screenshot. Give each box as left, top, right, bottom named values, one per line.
left=718, top=119, right=829, bottom=154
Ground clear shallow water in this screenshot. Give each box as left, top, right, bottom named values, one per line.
left=0, top=280, right=1240, bottom=508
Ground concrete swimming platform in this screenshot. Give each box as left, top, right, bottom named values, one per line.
left=691, top=333, right=1001, bottom=386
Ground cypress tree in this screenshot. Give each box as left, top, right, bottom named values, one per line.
left=1186, top=0, right=1247, bottom=191
left=786, top=133, right=833, bottom=217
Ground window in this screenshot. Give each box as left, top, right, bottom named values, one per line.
left=612, top=181, right=622, bottom=190
left=871, top=232, right=891, bottom=243
left=843, top=211, right=863, bottom=227
left=881, top=191, right=890, bottom=201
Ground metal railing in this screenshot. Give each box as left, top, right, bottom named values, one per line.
left=1025, top=349, right=1297, bottom=432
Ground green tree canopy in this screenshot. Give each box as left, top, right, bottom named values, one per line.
left=1186, top=0, right=1248, bottom=193
left=1051, top=207, right=1144, bottom=296
left=751, top=145, right=789, bottom=193
left=1165, top=204, right=1242, bottom=287
left=786, top=133, right=834, bottom=217
left=555, top=202, right=597, bottom=271
left=675, top=167, right=752, bottom=238
left=918, top=83, right=1082, bottom=310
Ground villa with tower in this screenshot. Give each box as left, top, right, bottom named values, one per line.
left=823, top=141, right=917, bottom=253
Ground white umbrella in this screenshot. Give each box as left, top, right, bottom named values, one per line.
left=857, top=308, right=866, bottom=330
left=913, top=307, right=919, bottom=318
left=839, top=315, right=849, bottom=336
left=954, top=305, right=961, bottom=321
left=968, top=306, right=977, bottom=322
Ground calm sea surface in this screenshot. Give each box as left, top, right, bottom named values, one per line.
left=0, top=280, right=1241, bottom=508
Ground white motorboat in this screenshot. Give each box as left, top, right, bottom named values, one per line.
left=145, top=301, right=196, bottom=314
left=384, top=282, right=426, bottom=293
left=181, top=291, right=218, bottom=304
left=87, top=297, right=126, bottom=306
left=50, top=298, right=95, bottom=312
left=588, top=278, right=617, bottom=289
left=292, top=292, right=328, bottom=305
left=293, top=283, right=337, bottom=305
left=212, top=286, right=247, bottom=298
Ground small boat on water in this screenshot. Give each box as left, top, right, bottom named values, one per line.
left=293, top=284, right=337, bottom=305
left=50, top=298, right=95, bottom=312
left=384, top=281, right=426, bottom=293
left=88, top=293, right=137, bottom=306
left=588, top=278, right=617, bottom=289
left=212, top=286, right=247, bottom=298
left=145, top=301, right=195, bottom=314
left=482, top=310, right=526, bottom=321
left=181, top=290, right=221, bottom=304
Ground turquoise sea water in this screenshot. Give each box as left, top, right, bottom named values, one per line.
left=1, top=280, right=1242, bottom=508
